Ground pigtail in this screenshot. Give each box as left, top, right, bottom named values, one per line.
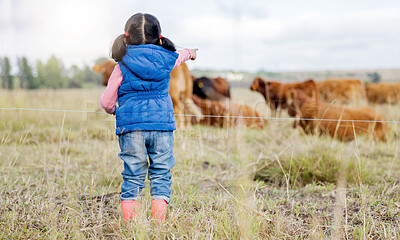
left=159, top=36, right=176, bottom=52
left=111, top=34, right=127, bottom=62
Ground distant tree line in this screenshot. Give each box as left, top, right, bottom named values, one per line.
left=0, top=56, right=106, bottom=89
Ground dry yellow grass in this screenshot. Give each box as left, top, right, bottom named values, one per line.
left=0, top=88, right=399, bottom=239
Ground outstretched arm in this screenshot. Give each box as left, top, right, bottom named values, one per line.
left=174, top=49, right=198, bottom=68
left=99, top=65, right=123, bottom=114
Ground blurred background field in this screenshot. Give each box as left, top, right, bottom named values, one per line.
left=1, top=88, right=399, bottom=239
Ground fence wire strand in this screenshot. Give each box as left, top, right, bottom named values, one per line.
left=1, top=107, right=400, bottom=124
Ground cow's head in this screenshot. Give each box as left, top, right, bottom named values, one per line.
left=250, top=77, right=285, bottom=110
left=92, top=64, right=105, bottom=74
left=298, top=79, right=319, bottom=102
left=250, top=77, right=262, bottom=92
left=193, top=77, right=215, bottom=99
left=278, top=79, right=318, bottom=110
left=285, top=88, right=318, bottom=118
left=193, top=76, right=230, bottom=101
left=93, top=60, right=117, bottom=86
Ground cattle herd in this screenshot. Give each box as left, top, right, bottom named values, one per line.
left=94, top=60, right=399, bottom=142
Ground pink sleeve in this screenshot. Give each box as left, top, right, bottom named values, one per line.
left=174, top=49, right=192, bottom=68
left=99, top=65, right=123, bottom=114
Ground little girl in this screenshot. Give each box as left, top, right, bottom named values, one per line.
left=99, top=13, right=197, bottom=223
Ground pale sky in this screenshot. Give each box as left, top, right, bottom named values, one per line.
left=1, top=0, right=399, bottom=72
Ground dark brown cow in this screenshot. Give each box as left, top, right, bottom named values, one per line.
left=285, top=89, right=390, bottom=141
left=192, top=96, right=266, bottom=129
left=193, top=76, right=230, bottom=101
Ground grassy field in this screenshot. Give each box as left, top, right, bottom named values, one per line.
left=0, top=88, right=399, bottom=239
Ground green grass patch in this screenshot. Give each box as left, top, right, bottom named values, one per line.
left=254, top=148, right=375, bottom=186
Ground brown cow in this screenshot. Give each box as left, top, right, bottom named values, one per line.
left=93, top=60, right=117, bottom=86
left=169, top=63, right=203, bottom=128
left=192, top=96, right=266, bottom=129
left=316, top=79, right=367, bottom=106
left=285, top=89, right=390, bottom=141
left=250, top=77, right=319, bottom=116
left=366, top=82, right=400, bottom=104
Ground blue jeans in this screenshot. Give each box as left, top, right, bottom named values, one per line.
left=118, top=131, right=175, bottom=203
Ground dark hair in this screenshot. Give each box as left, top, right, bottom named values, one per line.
left=111, top=13, right=176, bottom=62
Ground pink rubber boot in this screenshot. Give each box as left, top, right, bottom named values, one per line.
left=121, top=200, right=140, bottom=221
left=151, top=199, right=168, bottom=223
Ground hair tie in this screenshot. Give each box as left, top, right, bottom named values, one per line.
left=125, top=32, right=129, bottom=37
left=159, top=35, right=162, bottom=39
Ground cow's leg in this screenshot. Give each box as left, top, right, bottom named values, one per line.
left=184, top=97, right=204, bottom=127
left=271, top=109, right=276, bottom=118
left=277, top=108, right=282, bottom=118
left=292, top=115, right=299, bottom=128
left=184, top=102, right=192, bottom=128
left=182, top=98, right=193, bottom=129
left=175, top=102, right=185, bottom=129
left=170, top=91, right=184, bottom=129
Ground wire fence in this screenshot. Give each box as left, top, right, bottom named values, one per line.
left=1, top=107, right=400, bottom=124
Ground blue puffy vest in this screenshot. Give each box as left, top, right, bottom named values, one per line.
left=115, top=44, right=179, bottom=135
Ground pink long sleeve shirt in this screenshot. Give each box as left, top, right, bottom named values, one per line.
left=99, top=49, right=192, bottom=114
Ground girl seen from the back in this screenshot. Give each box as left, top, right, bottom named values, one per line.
left=99, top=13, right=198, bottom=223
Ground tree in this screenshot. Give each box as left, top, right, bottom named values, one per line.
left=66, top=64, right=84, bottom=88
left=36, top=60, right=47, bottom=88
left=95, top=57, right=109, bottom=65
left=368, top=72, right=381, bottom=83
left=36, top=56, right=66, bottom=88
left=66, top=63, right=103, bottom=88
left=1, top=57, right=12, bottom=89
left=82, top=64, right=102, bottom=86
left=46, top=55, right=66, bottom=88
left=17, top=57, right=35, bottom=89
